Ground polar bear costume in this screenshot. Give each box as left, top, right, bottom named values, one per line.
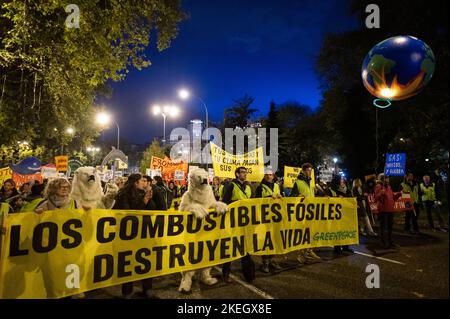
left=70, top=166, right=118, bottom=209
left=178, top=168, right=228, bottom=293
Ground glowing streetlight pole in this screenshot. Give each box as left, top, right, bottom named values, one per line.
left=61, top=127, right=75, bottom=155
left=152, top=105, right=179, bottom=145
left=333, top=157, right=338, bottom=173
left=178, top=89, right=209, bottom=166
left=96, top=112, right=120, bottom=150
left=87, top=146, right=100, bottom=165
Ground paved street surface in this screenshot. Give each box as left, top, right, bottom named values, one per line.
left=86, top=216, right=449, bottom=299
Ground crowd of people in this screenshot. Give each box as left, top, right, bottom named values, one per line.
left=0, top=163, right=448, bottom=298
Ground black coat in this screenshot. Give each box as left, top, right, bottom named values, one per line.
left=113, top=189, right=146, bottom=210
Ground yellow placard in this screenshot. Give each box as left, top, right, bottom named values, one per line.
left=210, top=144, right=264, bottom=182
left=0, top=197, right=357, bottom=299
left=284, top=166, right=315, bottom=189
left=54, top=156, right=69, bottom=172
left=0, top=167, right=12, bottom=187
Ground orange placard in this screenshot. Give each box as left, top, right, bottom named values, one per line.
left=150, top=156, right=188, bottom=185
left=55, top=156, right=69, bottom=172
left=12, top=172, right=43, bottom=188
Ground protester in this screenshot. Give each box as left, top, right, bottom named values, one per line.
left=152, top=175, right=170, bottom=209
left=212, top=176, right=222, bottom=200
left=115, top=176, right=125, bottom=189
left=221, top=166, right=256, bottom=283
left=8, top=195, right=26, bottom=213
left=168, top=180, right=179, bottom=199
left=278, top=177, right=288, bottom=197
left=328, top=175, right=354, bottom=254
left=113, top=174, right=155, bottom=298
left=290, top=163, right=322, bottom=263
left=315, top=180, right=328, bottom=197
left=352, top=178, right=377, bottom=237
left=400, top=173, right=421, bottom=234
left=255, top=167, right=283, bottom=273
left=419, top=174, right=448, bottom=232
left=34, top=178, right=76, bottom=212
left=374, top=173, right=402, bottom=249
left=19, top=182, right=32, bottom=197
left=0, top=179, right=19, bottom=202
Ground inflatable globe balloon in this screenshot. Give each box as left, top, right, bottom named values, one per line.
left=361, top=35, right=435, bottom=107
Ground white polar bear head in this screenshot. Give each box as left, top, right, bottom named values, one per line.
left=73, top=166, right=99, bottom=186
left=70, top=166, right=104, bottom=206
left=188, top=168, right=209, bottom=190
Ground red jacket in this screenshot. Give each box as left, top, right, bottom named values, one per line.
left=374, top=183, right=402, bottom=213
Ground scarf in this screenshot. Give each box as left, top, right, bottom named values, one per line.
left=48, top=195, right=71, bottom=209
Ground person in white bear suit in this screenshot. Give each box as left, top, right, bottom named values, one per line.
left=178, top=168, right=228, bottom=293
left=68, top=166, right=119, bottom=298
left=70, top=166, right=119, bottom=209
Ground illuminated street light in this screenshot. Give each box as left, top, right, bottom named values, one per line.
left=151, top=104, right=179, bottom=145
left=178, top=88, right=190, bottom=100
left=66, top=127, right=75, bottom=135
left=96, top=111, right=120, bottom=150
left=178, top=88, right=209, bottom=166
left=86, top=146, right=101, bottom=165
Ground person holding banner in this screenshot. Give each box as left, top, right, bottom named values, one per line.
left=34, top=178, right=77, bottom=212
left=221, top=167, right=256, bottom=283
left=256, top=167, right=283, bottom=273
left=113, top=174, right=155, bottom=298
left=328, top=176, right=354, bottom=254
left=290, top=163, right=322, bottom=263
left=352, top=178, right=377, bottom=237
left=375, top=174, right=402, bottom=249
left=400, top=173, right=421, bottom=234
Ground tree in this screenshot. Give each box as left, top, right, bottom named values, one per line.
left=0, top=0, right=186, bottom=163
left=223, top=94, right=258, bottom=129
left=139, top=139, right=165, bottom=174
left=275, top=102, right=333, bottom=172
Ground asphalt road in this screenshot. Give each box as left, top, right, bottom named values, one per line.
left=86, top=214, right=449, bottom=300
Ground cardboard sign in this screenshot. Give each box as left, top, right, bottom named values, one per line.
left=55, top=156, right=69, bottom=172
left=384, top=153, right=406, bottom=176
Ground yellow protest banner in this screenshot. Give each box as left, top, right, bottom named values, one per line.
left=0, top=197, right=357, bottom=299
left=210, top=144, right=264, bottom=182
left=284, top=166, right=315, bottom=189
left=170, top=197, right=182, bottom=210
left=55, top=156, right=69, bottom=172
left=0, top=167, right=12, bottom=187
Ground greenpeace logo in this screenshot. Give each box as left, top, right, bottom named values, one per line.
left=313, top=231, right=357, bottom=241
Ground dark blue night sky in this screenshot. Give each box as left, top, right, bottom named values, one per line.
left=100, top=0, right=359, bottom=144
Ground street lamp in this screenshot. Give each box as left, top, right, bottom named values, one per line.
left=333, top=157, right=338, bottom=174
left=178, top=88, right=209, bottom=165
left=60, top=127, right=75, bottom=155
left=86, top=146, right=100, bottom=165
left=152, top=104, right=179, bottom=145
left=96, top=111, right=120, bottom=150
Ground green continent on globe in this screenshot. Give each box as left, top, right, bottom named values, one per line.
left=367, top=54, right=396, bottom=85
left=421, top=58, right=435, bottom=84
